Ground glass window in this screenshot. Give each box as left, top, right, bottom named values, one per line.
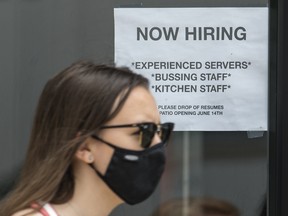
left=0, top=1, right=268, bottom=216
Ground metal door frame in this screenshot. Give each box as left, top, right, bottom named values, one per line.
left=269, top=0, right=288, bottom=215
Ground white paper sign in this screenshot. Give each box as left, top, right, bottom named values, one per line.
left=114, top=8, right=268, bottom=131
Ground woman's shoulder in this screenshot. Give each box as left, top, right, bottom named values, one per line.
left=11, top=208, right=42, bottom=216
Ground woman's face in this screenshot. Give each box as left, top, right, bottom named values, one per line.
left=89, top=86, right=161, bottom=175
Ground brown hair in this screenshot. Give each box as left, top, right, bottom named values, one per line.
left=151, top=197, right=240, bottom=216
left=0, top=61, right=149, bottom=215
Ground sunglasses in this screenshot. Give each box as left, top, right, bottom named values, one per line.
left=98, top=122, right=174, bottom=148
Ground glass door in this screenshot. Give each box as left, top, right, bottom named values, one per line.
left=0, top=1, right=280, bottom=216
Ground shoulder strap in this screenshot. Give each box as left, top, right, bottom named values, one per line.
left=31, top=203, right=59, bottom=216
left=42, top=204, right=59, bottom=216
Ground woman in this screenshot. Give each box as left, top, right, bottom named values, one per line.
left=0, top=61, right=174, bottom=216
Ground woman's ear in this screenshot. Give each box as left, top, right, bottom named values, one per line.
left=75, top=140, right=95, bottom=164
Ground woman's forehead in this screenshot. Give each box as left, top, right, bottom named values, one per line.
left=110, top=87, right=160, bottom=124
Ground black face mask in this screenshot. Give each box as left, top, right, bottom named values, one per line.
left=91, top=138, right=166, bottom=205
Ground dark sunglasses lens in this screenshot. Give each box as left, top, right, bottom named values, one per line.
left=141, top=123, right=174, bottom=148
left=141, top=123, right=157, bottom=148
left=160, top=123, right=174, bottom=143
